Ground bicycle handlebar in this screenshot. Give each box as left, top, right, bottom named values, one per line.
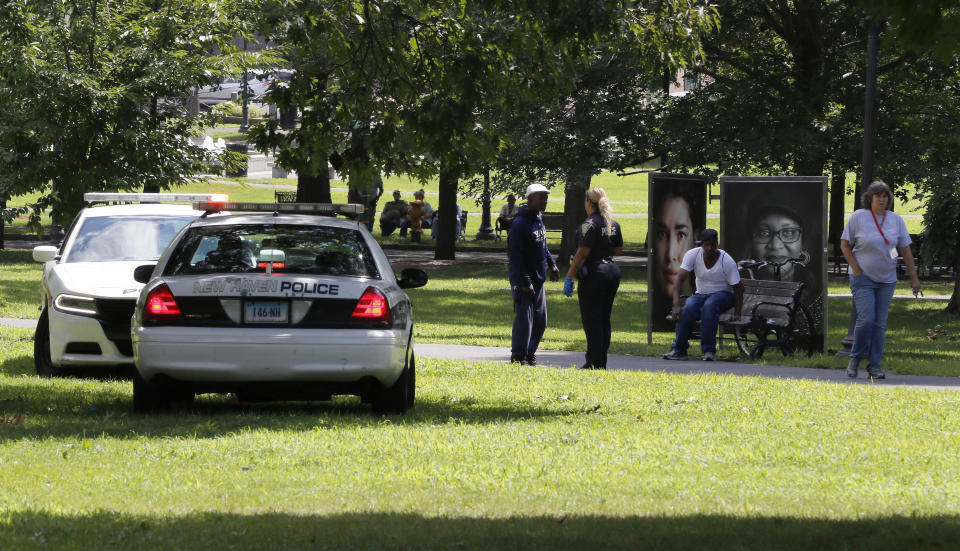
left=737, top=254, right=809, bottom=270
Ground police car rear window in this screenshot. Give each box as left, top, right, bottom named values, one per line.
left=163, top=224, right=380, bottom=278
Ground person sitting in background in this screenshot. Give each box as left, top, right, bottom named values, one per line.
left=431, top=202, right=464, bottom=241
left=379, top=190, right=409, bottom=236
left=496, top=194, right=519, bottom=235
left=400, top=189, right=434, bottom=238
left=663, top=229, right=744, bottom=362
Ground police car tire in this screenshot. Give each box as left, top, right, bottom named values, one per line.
left=132, top=370, right=174, bottom=412
left=34, top=309, right=65, bottom=378
left=373, top=352, right=415, bottom=414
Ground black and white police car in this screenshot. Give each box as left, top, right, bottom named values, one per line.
left=130, top=201, right=427, bottom=413
left=31, top=193, right=225, bottom=377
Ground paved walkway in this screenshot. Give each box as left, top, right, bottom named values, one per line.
left=415, top=343, right=960, bottom=391
left=2, top=317, right=957, bottom=390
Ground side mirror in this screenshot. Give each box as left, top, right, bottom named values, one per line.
left=397, top=268, right=428, bottom=289
left=32, top=246, right=59, bottom=263
left=133, top=264, right=157, bottom=284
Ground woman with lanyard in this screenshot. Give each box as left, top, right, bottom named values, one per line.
left=563, top=187, right=623, bottom=369
left=840, top=180, right=921, bottom=379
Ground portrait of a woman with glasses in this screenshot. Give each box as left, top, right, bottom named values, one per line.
left=741, top=201, right=823, bottom=334
left=748, top=205, right=808, bottom=282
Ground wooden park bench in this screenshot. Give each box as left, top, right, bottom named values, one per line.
left=275, top=191, right=297, bottom=203
left=717, top=279, right=815, bottom=358
left=541, top=212, right=565, bottom=234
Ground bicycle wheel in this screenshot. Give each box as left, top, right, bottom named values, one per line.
left=734, top=323, right=772, bottom=358
left=779, top=302, right=816, bottom=357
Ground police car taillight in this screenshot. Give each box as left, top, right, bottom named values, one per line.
left=351, top=287, right=391, bottom=323
left=257, top=262, right=285, bottom=270
left=144, top=284, right=182, bottom=319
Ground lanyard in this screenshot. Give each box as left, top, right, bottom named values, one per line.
left=870, top=209, right=889, bottom=245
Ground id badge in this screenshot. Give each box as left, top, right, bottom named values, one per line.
left=889, top=247, right=898, bottom=259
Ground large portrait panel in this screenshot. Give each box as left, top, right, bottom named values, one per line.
left=647, top=173, right=708, bottom=336
left=720, top=176, right=828, bottom=352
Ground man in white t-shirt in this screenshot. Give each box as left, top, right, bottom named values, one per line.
left=663, top=229, right=744, bottom=361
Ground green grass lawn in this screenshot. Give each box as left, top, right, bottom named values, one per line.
left=1, top=323, right=960, bottom=549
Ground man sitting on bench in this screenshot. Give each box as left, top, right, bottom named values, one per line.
left=663, top=229, right=744, bottom=361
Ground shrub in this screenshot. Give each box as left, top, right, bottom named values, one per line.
left=212, top=102, right=264, bottom=119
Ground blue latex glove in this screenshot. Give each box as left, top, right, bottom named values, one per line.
left=563, top=277, right=574, bottom=297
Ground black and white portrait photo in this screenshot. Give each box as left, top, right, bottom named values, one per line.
left=720, top=176, right=828, bottom=350
left=647, top=173, right=708, bottom=334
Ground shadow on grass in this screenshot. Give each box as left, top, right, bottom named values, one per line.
left=1, top=511, right=958, bottom=550
left=0, top=250, right=34, bottom=263
left=0, top=364, right=592, bottom=443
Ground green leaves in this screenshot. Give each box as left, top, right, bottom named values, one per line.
left=0, top=0, right=254, bottom=225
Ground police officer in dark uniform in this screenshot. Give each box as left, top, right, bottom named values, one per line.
left=563, top=187, right=623, bottom=369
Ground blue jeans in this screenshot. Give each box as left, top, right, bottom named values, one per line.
left=672, top=291, right=734, bottom=354
left=850, top=273, right=896, bottom=368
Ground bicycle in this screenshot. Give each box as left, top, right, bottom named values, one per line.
left=731, top=255, right=817, bottom=358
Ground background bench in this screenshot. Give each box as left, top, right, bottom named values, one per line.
left=541, top=212, right=564, bottom=233
left=718, top=279, right=810, bottom=357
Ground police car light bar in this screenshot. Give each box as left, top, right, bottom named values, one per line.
left=194, top=201, right=364, bottom=216
left=84, top=193, right=229, bottom=204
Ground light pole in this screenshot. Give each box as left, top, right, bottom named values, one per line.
left=239, top=38, right=250, bottom=133
left=839, top=15, right=883, bottom=356
left=476, top=169, right=496, bottom=240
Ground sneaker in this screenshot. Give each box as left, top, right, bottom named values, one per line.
left=702, top=351, right=716, bottom=361
left=866, top=365, right=886, bottom=379
left=509, top=355, right=526, bottom=365
left=846, top=357, right=860, bottom=378
left=526, top=354, right=537, bottom=366
left=663, top=349, right=688, bottom=361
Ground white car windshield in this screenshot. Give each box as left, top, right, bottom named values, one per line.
left=163, top=224, right=380, bottom=278
left=66, top=215, right=196, bottom=262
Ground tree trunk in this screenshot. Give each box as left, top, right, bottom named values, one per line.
left=297, top=151, right=331, bottom=204
left=828, top=164, right=846, bottom=260
left=558, top=176, right=589, bottom=271
left=945, top=249, right=960, bottom=315
left=434, top=163, right=458, bottom=261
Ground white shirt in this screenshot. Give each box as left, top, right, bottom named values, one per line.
left=680, top=247, right=740, bottom=294
left=499, top=204, right=519, bottom=218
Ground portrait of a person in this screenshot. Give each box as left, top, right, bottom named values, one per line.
left=746, top=205, right=809, bottom=282
left=723, top=180, right=826, bottom=348
left=648, top=182, right=706, bottom=332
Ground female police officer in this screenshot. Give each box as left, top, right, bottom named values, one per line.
left=563, top=187, right=623, bottom=369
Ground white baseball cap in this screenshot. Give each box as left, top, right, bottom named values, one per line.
left=525, top=183, right=550, bottom=198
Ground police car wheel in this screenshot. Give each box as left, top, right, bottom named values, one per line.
left=373, top=352, right=415, bottom=414
left=34, top=309, right=64, bottom=378
left=132, top=371, right=174, bottom=412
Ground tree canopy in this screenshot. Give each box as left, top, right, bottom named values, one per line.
left=0, top=0, right=257, bottom=229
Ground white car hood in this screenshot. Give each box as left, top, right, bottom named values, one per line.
left=53, top=261, right=149, bottom=299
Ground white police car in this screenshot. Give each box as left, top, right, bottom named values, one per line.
left=130, top=201, right=427, bottom=414
left=31, top=193, right=225, bottom=377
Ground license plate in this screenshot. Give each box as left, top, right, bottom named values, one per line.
left=244, top=301, right=289, bottom=324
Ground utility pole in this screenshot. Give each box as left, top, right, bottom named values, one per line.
left=839, top=15, right=883, bottom=356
